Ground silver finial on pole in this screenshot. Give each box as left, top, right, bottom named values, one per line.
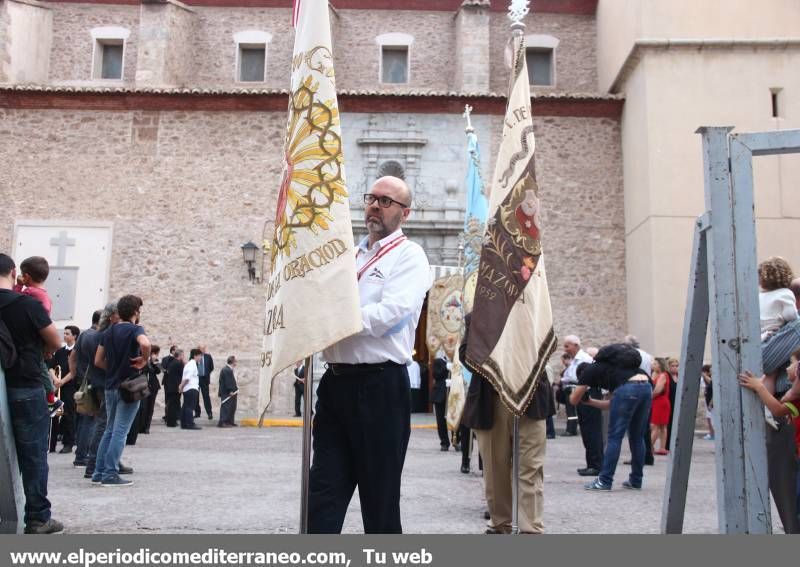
left=508, top=0, right=529, bottom=31
left=463, top=104, right=474, bottom=134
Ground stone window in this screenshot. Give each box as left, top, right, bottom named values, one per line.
left=524, top=34, right=559, bottom=87
left=91, top=27, right=130, bottom=81
left=234, top=31, right=272, bottom=83
left=376, top=33, right=413, bottom=85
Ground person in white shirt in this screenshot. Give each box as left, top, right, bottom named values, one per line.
left=563, top=335, right=603, bottom=476
left=179, top=349, right=201, bottom=430
left=312, top=176, right=432, bottom=534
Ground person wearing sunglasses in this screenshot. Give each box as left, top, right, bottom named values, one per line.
left=311, top=176, right=432, bottom=534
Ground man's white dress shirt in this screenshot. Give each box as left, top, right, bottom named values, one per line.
left=562, top=349, right=594, bottom=385
left=182, top=359, right=199, bottom=392
left=323, top=229, right=431, bottom=365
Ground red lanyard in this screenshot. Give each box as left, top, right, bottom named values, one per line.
left=357, top=235, right=407, bottom=281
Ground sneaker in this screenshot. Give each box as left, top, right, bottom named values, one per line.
left=90, top=474, right=102, bottom=484
left=622, top=480, right=641, bottom=490
left=118, top=463, right=134, bottom=475
left=702, top=433, right=715, bottom=441
left=101, top=475, right=134, bottom=487
left=584, top=478, right=611, bottom=491
left=24, top=518, right=64, bottom=534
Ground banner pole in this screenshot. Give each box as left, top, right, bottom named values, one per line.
left=511, top=415, right=520, bottom=535
left=299, top=355, right=314, bottom=534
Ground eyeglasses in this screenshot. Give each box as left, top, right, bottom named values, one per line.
left=363, top=193, right=410, bottom=209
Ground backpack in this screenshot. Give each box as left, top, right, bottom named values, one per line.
left=0, top=295, right=24, bottom=370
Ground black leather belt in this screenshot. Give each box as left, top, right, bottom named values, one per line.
left=328, top=361, right=402, bottom=375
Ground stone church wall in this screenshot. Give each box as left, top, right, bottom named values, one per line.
left=0, top=106, right=625, bottom=415
left=48, top=2, right=139, bottom=84
left=489, top=12, right=598, bottom=94
left=191, top=6, right=294, bottom=89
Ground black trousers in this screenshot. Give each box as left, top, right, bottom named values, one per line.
left=578, top=389, right=604, bottom=470
left=309, top=364, right=410, bottom=534
left=219, top=396, right=237, bottom=425
left=165, top=392, right=181, bottom=427
left=767, top=420, right=800, bottom=533
left=195, top=377, right=213, bottom=418
left=140, top=391, right=157, bottom=433
left=459, top=424, right=471, bottom=465
left=182, top=390, right=199, bottom=428
left=563, top=391, right=578, bottom=435
left=433, top=401, right=449, bottom=448
left=85, top=389, right=107, bottom=475
left=294, top=381, right=304, bottom=417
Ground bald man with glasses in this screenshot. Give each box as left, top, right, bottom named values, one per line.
left=311, top=176, right=432, bottom=534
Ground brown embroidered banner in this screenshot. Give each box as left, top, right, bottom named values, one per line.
left=465, top=32, right=557, bottom=417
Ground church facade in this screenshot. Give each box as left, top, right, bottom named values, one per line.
left=0, top=0, right=642, bottom=415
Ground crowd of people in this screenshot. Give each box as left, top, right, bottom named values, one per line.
left=435, top=256, right=800, bottom=534
left=3, top=173, right=800, bottom=536
left=0, top=253, right=240, bottom=534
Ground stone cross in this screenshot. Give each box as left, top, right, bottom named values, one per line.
left=463, top=104, right=474, bottom=133
left=49, top=230, right=75, bottom=266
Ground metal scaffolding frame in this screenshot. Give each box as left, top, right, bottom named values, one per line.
left=662, top=127, right=800, bottom=534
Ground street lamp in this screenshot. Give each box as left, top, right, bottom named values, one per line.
left=241, top=241, right=259, bottom=282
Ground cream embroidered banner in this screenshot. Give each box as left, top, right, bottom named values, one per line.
left=464, top=32, right=557, bottom=417
left=258, top=0, right=362, bottom=414
left=426, top=273, right=464, bottom=360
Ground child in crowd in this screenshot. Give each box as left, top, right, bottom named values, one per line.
left=759, top=257, right=797, bottom=392
left=13, top=256, right=58, bottom=410
left=739, top=349, right=800, bottom=426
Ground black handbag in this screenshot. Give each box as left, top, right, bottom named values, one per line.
left=119, top=370, right=151, bottom=403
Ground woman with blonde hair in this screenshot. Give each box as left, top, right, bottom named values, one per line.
left=650, top=358, right=671, bottom=454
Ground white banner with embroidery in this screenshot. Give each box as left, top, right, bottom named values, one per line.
left=259, top=0, right=362, bottom=414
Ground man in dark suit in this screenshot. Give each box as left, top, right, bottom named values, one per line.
left=431, top=355, right=450, bottom=451
left=160, top=345, right=176, bottom=422
left=195, top=344, right=214, bottom=420
left=163, top=349, right=185, bottom=427
left=218, top=355, right=239, bottom=427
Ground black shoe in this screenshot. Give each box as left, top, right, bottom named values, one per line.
left=577, top=467, right=600, bottom=476
left=546, top=434, right=556, bottom=439
left=440, top=445, right=449, bottom=452
left=453, top=443, right=461, bottom=452
left=24, top=518, right=64, bottom=534
left=483, top=510, right=490, bottom=520
left=118, top=464, right=134, bottom=475
left=182, top=425, right=202, bottom=430
left=560, top=431, right=578, bottom=437
left=208, top=415, right=213, bottom=420
left=294, top=414, right=301, bottom=417
left=58, top=445, right=73, bottom=454
left=73, top=459, right=87, bottom=467
left=460, top=463, right=470, bottom=474
left=645, top=459, right=655, bottom=466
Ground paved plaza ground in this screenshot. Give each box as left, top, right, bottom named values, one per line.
left=45, top=415, right=781, bottom=534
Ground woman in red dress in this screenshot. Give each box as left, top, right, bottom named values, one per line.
left=650, top=358, right=671, bottom=455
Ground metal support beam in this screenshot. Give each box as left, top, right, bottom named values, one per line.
left=701, top=126, right=770, bottom=533
left=661, top=219, right=709, bottom=533
left=729, top=134, right=773, bottom=532
left=0, top=367, right=25, bottom=534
